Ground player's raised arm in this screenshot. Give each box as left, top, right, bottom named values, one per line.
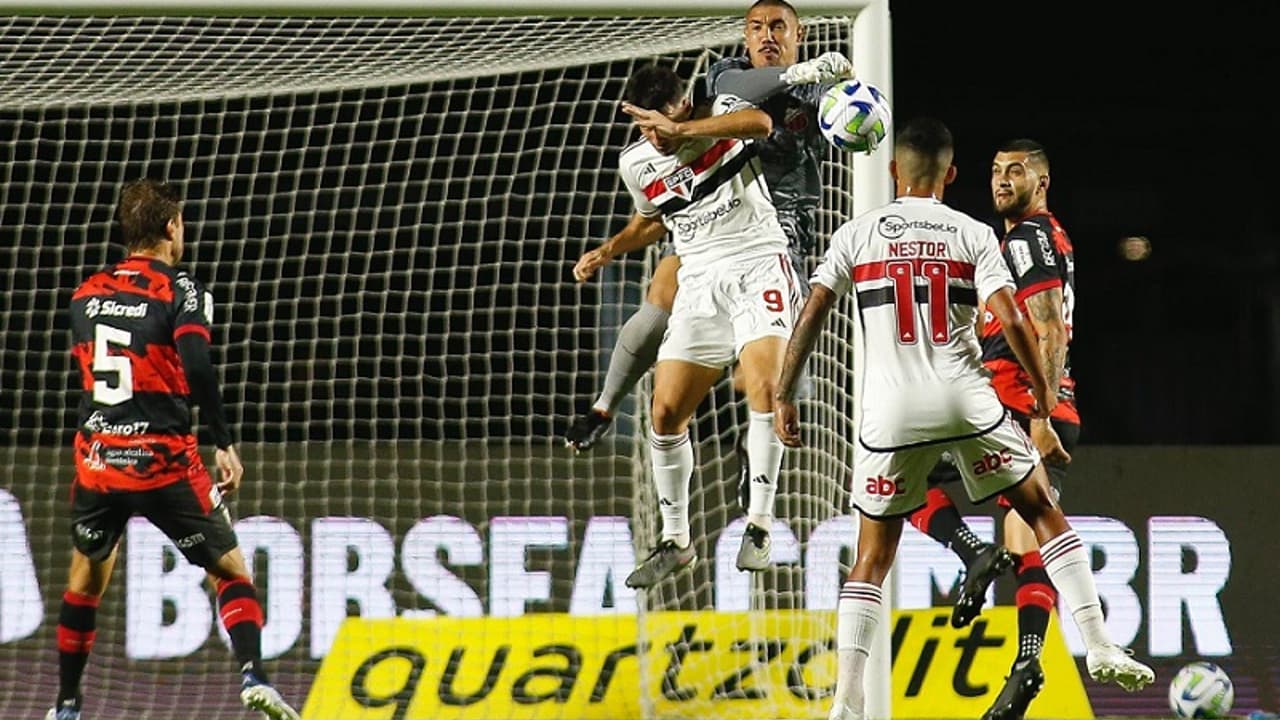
left=985, top=287, right=1055, bottom=419
left=622, top=96, right=772, bottom=141
left=712, top=51, right=852, bottom=104
left=773, top=282, right=837, bottom=447
left=572, top=211, right=666, bottom=283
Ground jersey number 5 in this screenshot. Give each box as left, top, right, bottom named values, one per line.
left=93, top=324, right=133, bottom=405
left=888, top=260, right=950, bottom=344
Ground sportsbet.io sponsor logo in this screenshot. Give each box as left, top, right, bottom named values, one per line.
left=85, top=297, right=148, bottom=319
left=877, top=214, right=958, bottom=239
left=674, top=197, right=742, bottom=237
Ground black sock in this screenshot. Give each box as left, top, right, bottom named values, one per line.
left=217, top=577, right=267, bottom=682
left=1014, top=550, right=1055, bottom=662
left=909, top=486, right=985, bottom=566
left=57, top=591, right=99, bottom=705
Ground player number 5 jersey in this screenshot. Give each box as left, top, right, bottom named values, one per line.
left=812, top=197, right=1016, bottom=450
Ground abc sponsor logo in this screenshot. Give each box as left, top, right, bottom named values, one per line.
left=971, top=449, right=1014, bottom=476
left=864, top=475, right=906, bottom=496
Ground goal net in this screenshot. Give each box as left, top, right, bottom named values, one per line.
left=0, top=8, right=882, bottom=720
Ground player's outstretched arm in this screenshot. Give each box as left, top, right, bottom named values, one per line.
left=713, top=51, right=853, bottom=103
left=572, top=212, right=666, bottom=283
left=622, top=102, right=772, bottom=142
left=986, top=287, right=1056, bottom=419
left=774, top=283, right=838, bottom=447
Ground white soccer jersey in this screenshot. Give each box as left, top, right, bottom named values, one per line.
left=618, top=94, right=789, bottom=269
left=811, top=196, right=1017, bottom=450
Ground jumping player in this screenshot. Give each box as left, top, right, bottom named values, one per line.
left=574, top=64, right=799, bottom=585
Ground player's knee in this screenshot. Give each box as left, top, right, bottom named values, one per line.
left=736, top=369, right=778, bottom=411
left=649, top=400, right=687, bottom=436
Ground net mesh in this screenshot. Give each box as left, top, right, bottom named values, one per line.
left=0, top=13, right=860, bottom=720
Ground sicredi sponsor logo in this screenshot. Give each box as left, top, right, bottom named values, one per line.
left=85, top=298, right=148, bottom=319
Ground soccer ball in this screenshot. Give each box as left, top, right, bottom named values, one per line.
left=818, top=79, right=891, bottom=154
left=1169, top=661, right=1234, bottom=718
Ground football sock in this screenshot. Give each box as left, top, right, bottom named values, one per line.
left=216, top=577, right=268, bottom=681
left=1014, top=550, right=1055, bottom=661
left=650, top=429, right=693, bottom=549
left=835, top=581, right=882, bottom=711
left=909, top=486, right=985, bottom=565
left=1040, top=530, right=1109, bottom=649
left=593, top=302, right=669, bottom=415
left=57, top=590, right=99, bottom=705
left=745, top=410, right=783, bottom=528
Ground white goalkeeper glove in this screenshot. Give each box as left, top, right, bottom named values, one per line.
left=781, top=51, right=854, bottom=86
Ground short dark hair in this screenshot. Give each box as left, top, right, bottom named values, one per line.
left=748, top=0, right=800, bottom=19
left=117, top=179, right=182, bottom=251
left=624, top=64, right=684, bottom=111
left=997, top=137, right=1049, bottom=172
left=895, top=116, right=954, bottom=181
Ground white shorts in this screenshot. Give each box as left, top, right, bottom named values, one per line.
left=850, top=412, right=1041, bottom=518
left=657, top=253, right=800, bottom=368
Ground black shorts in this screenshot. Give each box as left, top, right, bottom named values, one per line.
left=926, top=415, right=1080, bottom=496
left=69, top=475, right=239, bottom=569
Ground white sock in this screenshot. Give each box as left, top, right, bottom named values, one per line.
left=745, top=410, right=784, bottom=528
left=834, top=581, right=881, bottom=712
left=650, top=428, right=693, bottom=548
left=1041, top=530, right=1110, bottom=649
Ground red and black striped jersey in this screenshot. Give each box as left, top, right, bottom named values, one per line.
left=979, top=212, right=1079, bottom=423
left=70, top=256, right=214, bottom=491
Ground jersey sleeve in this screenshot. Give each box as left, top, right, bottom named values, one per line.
left=711, top=92, right=757, bottom=116
left=172, top=271, right=213, bottom=342
left=618, top=154, right=661, bottom=218
left=973, top=225, right=1017, bottom=303
left=1003, top=220, right=1062, bottom=301
left=810, top=223, right=856, bottom=296
left=705, top=56, right=753, bottom=98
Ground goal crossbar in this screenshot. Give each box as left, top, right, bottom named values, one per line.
left=0, top=0, right=875, bottom=16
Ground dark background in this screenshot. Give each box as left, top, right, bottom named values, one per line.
left=890, top=1, right=1280, bottom=443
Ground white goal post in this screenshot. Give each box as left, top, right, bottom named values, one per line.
left=0, top=3, right=896, bottom=720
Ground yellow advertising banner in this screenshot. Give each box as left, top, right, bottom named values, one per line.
left=303, top=608, right=1090, bottom=720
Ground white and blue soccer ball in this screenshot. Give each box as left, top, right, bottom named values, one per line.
left=818, top=78, right=891, bottom=154
left=1169, top=661, right=1234, bottom=718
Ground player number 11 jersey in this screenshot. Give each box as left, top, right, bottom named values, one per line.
left=812, top=196, right=1016, bottom=450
